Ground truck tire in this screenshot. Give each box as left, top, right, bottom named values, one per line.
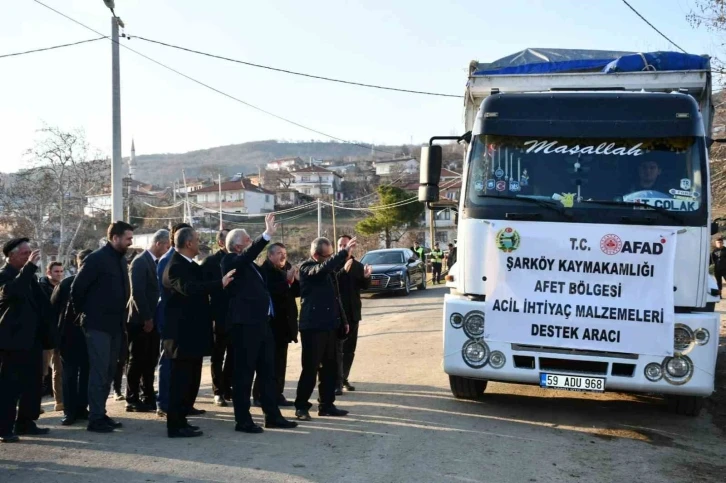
left=449, top=375, right=487, bottom=400
left=668, top=395, right=704, bottom=417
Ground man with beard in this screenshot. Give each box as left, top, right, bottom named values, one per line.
left=253, top=242, right=298, bottom=407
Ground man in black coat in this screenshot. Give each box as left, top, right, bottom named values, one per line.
left=162, top=227, right=235, bottom=438
left=200, top=229, right=233, bottom=407
left=294, top=236, right=356, bottom=421
left=71, top=221, right=133, bottom=433
left=253, top=242, right=299, bottom=407
left=51, top=249, right=93, bottom=426
left=222, top=215, right=298, bottom=434
left=125, top=229, right=170, bottom=412
left=334, top=235, right=371, bottom=394
left=0, top=238, right=52, bottom=442
left=40, top=261, right=64, bottom=410
left=711, top=237, right=726, bottom=294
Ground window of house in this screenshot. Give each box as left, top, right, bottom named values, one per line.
left=320, top=187, right=330, bottom=194
left=303, top=188, right=311, bottom=195
left=435, top=231, right=448, bottom=243
left=265, top=195, right=271, bottom=202
left=436, top=209, right=451, bottom=220
left=302, top=176, right=311, bottom=182
left=280, top=193, right=291, bottom=201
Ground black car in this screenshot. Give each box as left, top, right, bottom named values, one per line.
left=360, top=248, right=426, bottom=296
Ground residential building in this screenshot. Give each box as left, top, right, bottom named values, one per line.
left=275, top=188, right=313, bottom=208
left=266, top=157, right=305, bottom=171
left=289, top=166, right=343, bottom=200
left=85, top=179, right=168, bottom=216
left=191, top=178, right=275, bottom=216
left=374, top=158, right=418, bottom=176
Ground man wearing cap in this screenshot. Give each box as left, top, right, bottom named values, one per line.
left=430, top=243, right=444, bottom=284
left=0, top=238, right=53, bottom=443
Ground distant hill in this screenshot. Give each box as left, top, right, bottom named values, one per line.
left=131, top=140, right=416, bottom=185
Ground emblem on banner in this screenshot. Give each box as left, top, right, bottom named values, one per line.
left=600, top=234, right=623, bottom=255
left=495, top=227, right=521, bottom=253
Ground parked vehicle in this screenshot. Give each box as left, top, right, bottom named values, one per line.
left=419, top=48, right=720, bottom=416
left=360, top=248, right=426, bottom=295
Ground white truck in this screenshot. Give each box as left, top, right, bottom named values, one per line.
left=419, top=49, right=720, bottom=415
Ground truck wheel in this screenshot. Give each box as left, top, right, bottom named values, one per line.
left=449, top=375, right=487, bottom=400
left=668, top=395, right=704, bottom=417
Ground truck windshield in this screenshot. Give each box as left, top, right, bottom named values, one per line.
left=466, top=134, right=705, bottom=224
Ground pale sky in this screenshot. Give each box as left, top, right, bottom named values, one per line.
left=1, top=0, right=721, bottom=172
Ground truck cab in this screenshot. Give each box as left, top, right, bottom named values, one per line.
left=420, top=49, right=720, bottom=416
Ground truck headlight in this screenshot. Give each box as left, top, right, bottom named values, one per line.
left=489, top=351, right=506, bottom=369
left=450, top=312, right=464, bottom=329
left=644, top=363, right=663, bottom=382
left=663, top=356, right=693, bottom=385
left=463, top=311, right=485, bottom=339
left=673, top=324, right=695, bottom=355
left=462, top=340, right=489, bottom=368
left=694, top=328, right=710, bottom=346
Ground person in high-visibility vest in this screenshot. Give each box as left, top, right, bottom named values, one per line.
left=411, top=241, right=425, bottom=262
left=431, top=242, right=444, bottom=284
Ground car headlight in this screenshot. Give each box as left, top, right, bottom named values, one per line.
left=644, top=362, right=663, bottom=382
left=450, top=312, right=464, bottom=329
left=463, top=311, right=485, bottom=339
left=462, top=340, right=489, bottom=368
left=694, top=328, right=710, bottom=346
left=673, top=324, right=695, bottom=355
left=663, top=356, right=694, bottom=385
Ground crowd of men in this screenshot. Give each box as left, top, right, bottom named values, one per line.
left=0, top=213, right=373, bottom=441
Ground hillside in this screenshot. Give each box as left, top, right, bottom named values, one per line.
left=131, top=140, right=416, bottom=184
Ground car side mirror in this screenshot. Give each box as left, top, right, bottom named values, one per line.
left=712, top=221, right=720, bottom=236
left=408, top=257, right=416, bottom=264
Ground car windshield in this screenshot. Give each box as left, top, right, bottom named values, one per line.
left=361, top=251, right=405, bottom=265
left=466, top=135, right=705, bottom=218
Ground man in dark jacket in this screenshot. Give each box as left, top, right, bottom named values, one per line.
left=71, top=221, right=133, bottom=433
left=0, top=238, right=52, bottom=442
left=200, top=229, right=233, bottom=407
left=294, top=236, right=355, bottom=421
left=40, top=261, right=64, bottom=410
left=334, top=235, right=371, bottom=394
left=125, top=229, right=170, bottom=412
left=51, top=249, right=93, bottom=426
left=253, top=242, right=299, bottom=406
left=222, top=216, right=298, bottom=433
left=447, top=242, right=457, bottom=270
left=711, top=237, right=726, bottom=294
left=162, top=227, right=235, bottom=438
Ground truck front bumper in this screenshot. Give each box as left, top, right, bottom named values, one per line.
left=443, top=294, right=720, bottom=397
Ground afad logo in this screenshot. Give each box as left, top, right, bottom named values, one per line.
left=599, top=234, right=665, bottom=255
left=496, top=227, right=521, bottom=253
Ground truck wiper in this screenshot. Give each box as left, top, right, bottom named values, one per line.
left=476, top=194, right=572, bottom=218
left=579, top=199, right=683, bottom=223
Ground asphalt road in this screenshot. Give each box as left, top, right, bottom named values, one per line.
left=1, top=285, right=725, bottom=483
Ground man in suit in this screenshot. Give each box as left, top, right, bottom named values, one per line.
left=71, top=221, right=133, bottom=433
left=155, top=222, right=193, bottom=417
left=162, top=227, right=235, bottom=438
left=222, top=215, right=298, bottom=433
left=200, top=229, right=233, bottom=407
left=51, top=249, right=93, bottom=426
left=253, top=242, right=299, bottom=407
left=0, top=238, right=52, bottom=443
left=125, top=229, right=170, bottom=412
left=294, top=236, right=355, bottom=421
left=334, top=235, right=371, bottom=394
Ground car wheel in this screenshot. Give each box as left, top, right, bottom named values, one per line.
left=400, top=274, right=411, bottom=296
left=417, top=271, right=426, bottom=290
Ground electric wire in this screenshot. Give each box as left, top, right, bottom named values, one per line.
left=0, top=36, right=106, bottom=59
left=620, top=0, right=687, bottom=53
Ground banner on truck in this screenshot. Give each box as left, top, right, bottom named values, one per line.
left=483, top=222, right=676, bottom=356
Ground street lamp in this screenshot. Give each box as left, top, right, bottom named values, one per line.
left=103, top=0, right=116, bottom=16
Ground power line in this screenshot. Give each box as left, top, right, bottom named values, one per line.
left=31, top=0, right=399, bottom=157
left=0, top=36, right=106, bottom=59
left=125, top=35, right=463, bottom=99
left=620, top=0, right=687, bottom=53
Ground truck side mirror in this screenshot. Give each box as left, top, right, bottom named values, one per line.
left=711, top=221, right=720, bottom=236
left=418, top=145, right=443, bottom=202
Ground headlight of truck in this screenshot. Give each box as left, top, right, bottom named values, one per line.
left=694, top=328, right=710, bottom=346
left=450, top=312, right=464, bottom=329
left=463, top=311, right=485, bottom=339
left=462, top=340, right=489, bottom=368
left=489, top=351, right=506, bottom=369
left=644, top=362, right=663, bottom=382
left=663, top=356, right=694, bottom=385
left=673, top=324, right=695, bottom=356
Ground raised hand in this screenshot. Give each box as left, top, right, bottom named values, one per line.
left=364, top=264, right=373, bottom=278
left=264, top=213, right=277, bottom=237
left=29, top=249, right=41, bottom=265
left=344, top=258, right=354, bottom=273
left=222, top=269, right=236, bottom=288
left=344, top=237, right=357, bottom=253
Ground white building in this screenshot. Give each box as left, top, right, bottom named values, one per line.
left=374, top=158, right=418, bottom=176
left=192, top=178, right=275, bottom=215
left=266, top=157, right=305, bottom=171
left=289, top=166, right=343, bottom=200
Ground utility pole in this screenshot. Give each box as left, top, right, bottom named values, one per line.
left=218, top=173, right=223, bottom=230
left=317, top=198, right=322, bottom=238
left=332, top=197, right=337, bottom=243
left=110, top=13, right=124, bottom=222
left=182, top=169, right=191, bottom=225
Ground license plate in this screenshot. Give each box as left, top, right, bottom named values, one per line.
left=539, top=373, right=605, bottom=393
left=371, top=279, right=381, bottom=286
